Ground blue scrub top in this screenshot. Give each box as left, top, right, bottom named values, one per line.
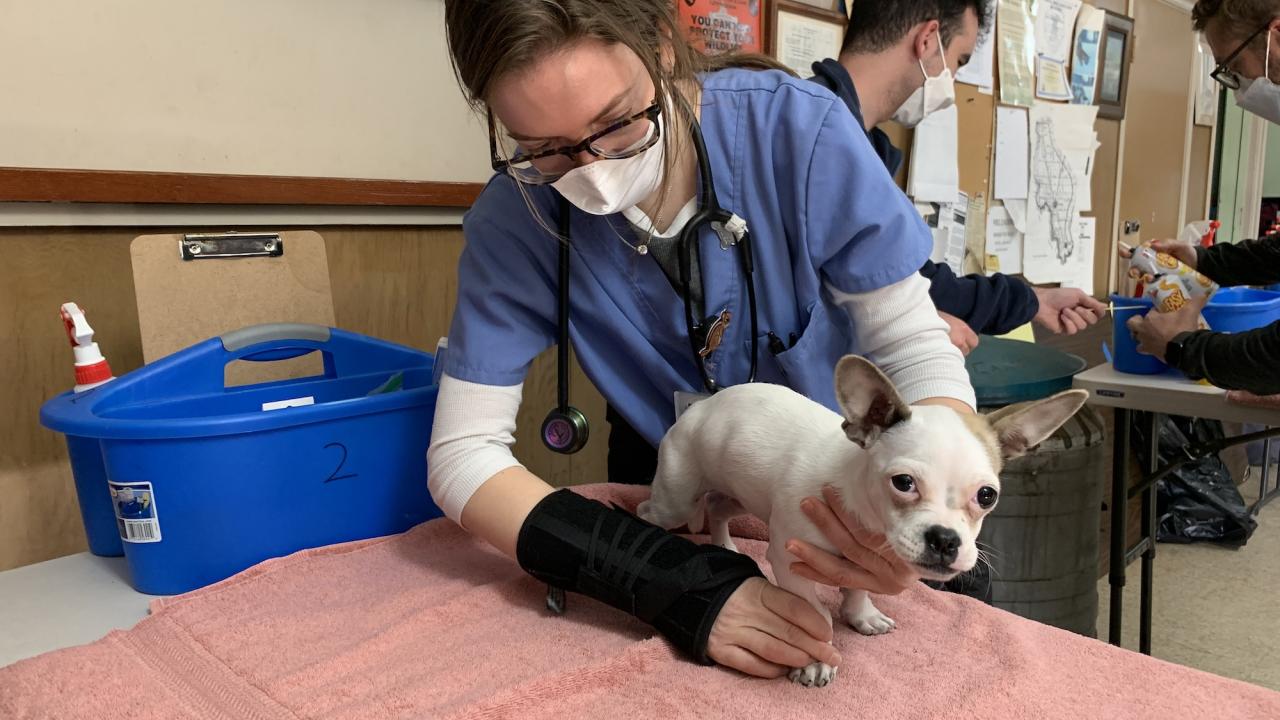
left=443, top=68, right=931, bottom=447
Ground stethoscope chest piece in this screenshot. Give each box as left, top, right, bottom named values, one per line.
left=541, top=405, right=589, bottom=455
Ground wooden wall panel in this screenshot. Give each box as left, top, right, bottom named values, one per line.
left=1091, top=119, right=1123, bottom=294
left=0, top=229, right=146, bottom=570
left=1185, top=125, right=1215, bottom=224
left=1, top=225, right=607, bottom=571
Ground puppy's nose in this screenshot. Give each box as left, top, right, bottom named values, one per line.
left=923, top=525, right=961, bottom=565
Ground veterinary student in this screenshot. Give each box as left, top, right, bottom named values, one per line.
left=807, top=0, right=1107, bottom=355
left=1127, top=0, right=1280, bottom=395
left=428, top=0, right=974, bottom=679
left=602, top=1, right=1106, bottom=488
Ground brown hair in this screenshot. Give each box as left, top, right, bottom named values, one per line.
left=444, top=0, right=790, bottom=236
left=1193, top=0, right=1280, bottom=35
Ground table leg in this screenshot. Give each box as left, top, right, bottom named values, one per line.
left=1261, top=438, right=1273, bottom=514
left=1139, top=412, right=1159, bottom=656
left=1109, top=408, right=1130, bottom=647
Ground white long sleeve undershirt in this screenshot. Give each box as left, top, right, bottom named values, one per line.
left=426, top=272, right=975, bottom=522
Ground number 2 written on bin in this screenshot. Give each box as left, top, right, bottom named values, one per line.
left=323, top=442, right=359, bottom=483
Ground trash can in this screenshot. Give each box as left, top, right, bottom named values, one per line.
left=966, top=336, right=1106, bottom=637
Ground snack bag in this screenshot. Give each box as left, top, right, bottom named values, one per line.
left=1125, top=242, right=1219, bottom=301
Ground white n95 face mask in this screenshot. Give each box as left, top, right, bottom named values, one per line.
left=891, top=31, right=956, bottom=128
left=552, top=114, right=667, bottom=216
left=1235, top=31, right=1280, bottom=125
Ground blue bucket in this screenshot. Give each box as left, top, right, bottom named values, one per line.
left=41, top=323, right=442, bottom=595
left=58, top=418, right=126, bottom=556
left=42, top=389, right=124, bottom=556
left=1202, top=288, right=1280, bottom=333
left=1109, top=294, right=1168, bottom=375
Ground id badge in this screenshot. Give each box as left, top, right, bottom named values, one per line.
left=674, top=390, right=711, bottom=420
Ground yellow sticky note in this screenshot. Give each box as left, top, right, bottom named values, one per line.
left=997, top=322, right=1036, bottom=343
left=986, top=254, right=1001, bottom=272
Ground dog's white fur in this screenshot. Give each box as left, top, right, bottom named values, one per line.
left=638, top=355, right=1087, bottom=687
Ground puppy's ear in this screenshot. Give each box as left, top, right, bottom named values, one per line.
left=834, top=355, right=911, bottom=448
left=989, top=389, right=1088, bottom=460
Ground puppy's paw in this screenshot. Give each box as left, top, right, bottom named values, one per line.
left=636, top=500, right=683, bottom=530
left=717, top=537, right=738, bottom=553
left=846, top=608, right=896, bottom=636
left=788, top=661, right=837, bottom=688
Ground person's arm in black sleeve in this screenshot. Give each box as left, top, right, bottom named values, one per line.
left=920, top=260, right=1041, bottom=335
left=1196, top=234, right=1280, bottom=287
left=1172, top=320, right=1280, bottom=395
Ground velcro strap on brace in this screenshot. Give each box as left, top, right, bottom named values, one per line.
left=515, top=489, right=763, bottom=664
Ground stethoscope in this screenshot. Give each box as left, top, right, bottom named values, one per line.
left=540, top=114, right=760, bottom=454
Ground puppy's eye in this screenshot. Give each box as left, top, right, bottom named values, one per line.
left=890, top=474, right=916, bottom=493
left=976, top=486, right=999, bottom=509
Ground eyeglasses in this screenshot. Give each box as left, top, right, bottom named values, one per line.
left=1211, top=24, right=1270, bottom=90
left=489, top=102, right=662, bottom=185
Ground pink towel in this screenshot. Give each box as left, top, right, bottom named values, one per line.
left=3, top=484, right=1278, bottom=719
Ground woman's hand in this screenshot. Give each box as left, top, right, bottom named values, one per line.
left=707, top=577, right=842, bottom=678
left=786, top=486, right=919, bottom=596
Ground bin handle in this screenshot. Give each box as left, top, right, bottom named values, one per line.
left=221, top=323, right=332, bottom=352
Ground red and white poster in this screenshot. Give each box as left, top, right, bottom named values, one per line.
left=676, top=0, right=764, bottom=55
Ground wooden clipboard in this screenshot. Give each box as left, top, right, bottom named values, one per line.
left=131, top=231, right=336, bottom=386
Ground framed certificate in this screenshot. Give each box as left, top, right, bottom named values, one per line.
left=771, top=0, right=846, bottom=77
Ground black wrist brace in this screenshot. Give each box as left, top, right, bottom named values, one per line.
left=515, top=489, right=763, bottom=664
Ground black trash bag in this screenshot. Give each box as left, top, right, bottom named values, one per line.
left=1130, top=412, right=1257, bottom=547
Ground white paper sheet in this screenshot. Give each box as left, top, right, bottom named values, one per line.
left=995, top=107, right=1030, bottom=200
left=1066, top=132, right=1100, bottom=212
left=925, top=193, right=968, bottom=275
left=998, top=0, right=1037, bottom=107
left=1036, top=0, right=1083, bottom=62
left=956, top=4, right=997, bottom=92
left=1070, top=5, right=1106, bottom=105
left=965, top=193, right=989, bottom=274
left=1061, top=216, right=1096, bottom=295
left=1006, top=198, right=1029, bottom=234
left=1023, top=102, right=1099, bottom=283
left=907, top=104, right=960, bottom=203
left=985, top=204, right=1024, bottom=276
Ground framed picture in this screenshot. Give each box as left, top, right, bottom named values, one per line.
left=1095, top=11, right=1134, bottom=120
left=771, top=0, right=847, bottom=77
left=785, top=0, right=843, bottom=12
left=675, top=0, right=767, bottom=56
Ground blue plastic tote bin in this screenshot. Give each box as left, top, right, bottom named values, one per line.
left=36, top=392, right=125, bottom=557
left=40, top=323, right=442, bottom=595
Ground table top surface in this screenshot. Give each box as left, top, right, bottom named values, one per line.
left=1073, top=363, right=1280, bottom=426
left=0, top=553, right=155, bottom=668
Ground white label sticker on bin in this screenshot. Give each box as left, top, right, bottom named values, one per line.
left=262, top=396, right=315, bottom=411
left=109, top=481, right=162, bottom=543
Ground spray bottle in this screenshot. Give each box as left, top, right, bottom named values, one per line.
left=53, top=302, right=124, bottom=555
left=61, top=302, right=115, bottom=392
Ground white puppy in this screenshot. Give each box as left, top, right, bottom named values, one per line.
left=638, top=355, right=1087, bottom=687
